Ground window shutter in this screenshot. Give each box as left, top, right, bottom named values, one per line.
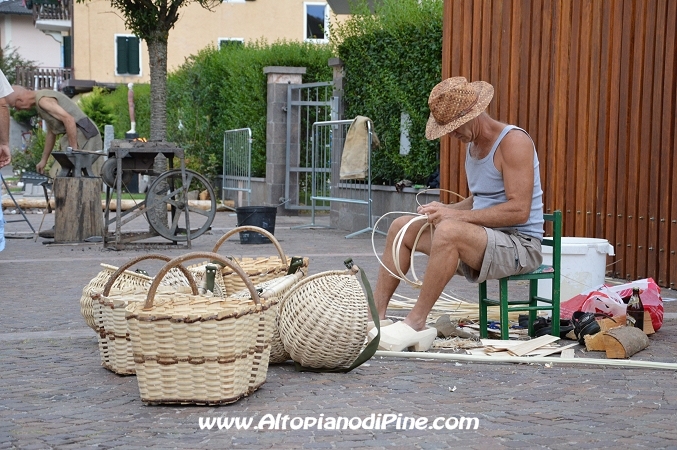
left=116, top=36, right=129, bottom=74
left=63, top=35, right=72, bottom=68
left=117, top=36, right=140, bottom=75
left=127, top=37, right=140, bottom=75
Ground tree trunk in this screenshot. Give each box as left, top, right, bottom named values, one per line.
left=147, top=37, right=168, bottom=141
left=147, top=36, right=169, bottom=231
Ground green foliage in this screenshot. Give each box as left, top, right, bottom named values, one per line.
left=332, top=0, right=444, bottom=185
left=166, top=40, right=333, bottom=178
left=104, top=83, right=151, bottom=139
left=78, top=87, right=116, bottom=136
left=10, top=128, right=52, bottom=174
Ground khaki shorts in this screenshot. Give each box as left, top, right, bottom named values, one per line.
left=460, top=228, right=543, bottom=283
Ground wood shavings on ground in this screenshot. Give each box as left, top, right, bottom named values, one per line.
left=432, top=337, right=483, bottom=351
left=466, top=335, right=578, bottom=357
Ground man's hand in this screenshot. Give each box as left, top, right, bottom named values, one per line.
left=0, top=145, right=10, bottom=169
left=418, top=201, right=464, bottom=226
left=36, top=158, right=48, bottom=174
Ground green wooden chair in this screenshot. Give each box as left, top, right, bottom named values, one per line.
left=478, top=210, right=562, bottom=339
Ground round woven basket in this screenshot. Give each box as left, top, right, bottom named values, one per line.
left=277, top=267, right=369, bottom=370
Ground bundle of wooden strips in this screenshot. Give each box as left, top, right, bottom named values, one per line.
left=277, top=266, right=369, bottom=370
left=92, top=254, right=198, bottom=375
left=387, top=292, right=521, bottom=323
left=125, top=252, right=277, bottom=405
left=228, top=270, right=307, bottom=364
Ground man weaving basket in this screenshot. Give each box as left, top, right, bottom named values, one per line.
left=368, top=77, right=545, bottom=352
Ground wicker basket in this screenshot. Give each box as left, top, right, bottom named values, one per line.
left=81, top=260, right=198, bottom=332
left=228, top=271, right=307, bottom=364
left=81, top=265, right=153, bottom=331
left=125, top=252, right=277, bottom=405
left=208, top=226, right=308, bottom=295
left=277, top=264, right=373, bottom=370
left=92, top=254, right=199, bottom=375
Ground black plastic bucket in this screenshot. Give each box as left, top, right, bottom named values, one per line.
left=235, top=206, right=277, bottom=244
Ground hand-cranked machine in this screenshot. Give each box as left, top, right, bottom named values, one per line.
left=101, top=140, right=216, bottom=249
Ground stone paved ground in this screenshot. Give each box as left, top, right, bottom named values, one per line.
left=1, top=210, right=676, bottom=449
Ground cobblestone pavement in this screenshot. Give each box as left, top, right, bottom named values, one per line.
left=1, top=211, right=676, bottom=449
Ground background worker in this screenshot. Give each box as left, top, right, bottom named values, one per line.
left=6, top=85, right=103, bottom=176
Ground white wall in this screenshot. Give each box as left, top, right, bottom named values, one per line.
left=1, top=15, right=61, bottom=67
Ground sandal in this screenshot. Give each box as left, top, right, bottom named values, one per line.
left=571, top=311, right=606, bottom=345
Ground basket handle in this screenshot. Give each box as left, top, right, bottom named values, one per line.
left=102, top=253, right=198, bottom=296
left=144, top=252, right=260, bottom=311
left=211, top=226, right=288, bottom=267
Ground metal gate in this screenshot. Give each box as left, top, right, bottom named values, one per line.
left=222, top=127, right=252, bottom=209
left=284, top=81, right=334, bottom=211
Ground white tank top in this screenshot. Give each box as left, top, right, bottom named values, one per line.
left=465, top=125, right=544, bottom=239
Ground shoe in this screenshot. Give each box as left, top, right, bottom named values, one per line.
left=370, top=321, right=437, bottom=352
left=571, top=311, right=602, bottom=345
left=535, top=324, right=575, bottom=339
left=38, top=226, right=55, bottom=239
left=367, top=319, right=393, bottom=333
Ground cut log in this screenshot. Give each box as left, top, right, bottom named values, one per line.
left=584, top=332, right=607, bottom=351
left=54, top=177, right=103, bottom=243
left=599, top=316, right=626, bottom=332
left=603, top=326, right=650, bottom=359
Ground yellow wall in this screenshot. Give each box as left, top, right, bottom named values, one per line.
left=73, top=0, right=339, bottom=84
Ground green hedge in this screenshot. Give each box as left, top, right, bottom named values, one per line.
left=166, top=40, right=333, bottom=178
left=334, top=0, right=443, bottom=185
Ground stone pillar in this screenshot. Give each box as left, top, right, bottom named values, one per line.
left=328, top=57, right=344, bottom=121
left=263, top=66, right=306, bottom=214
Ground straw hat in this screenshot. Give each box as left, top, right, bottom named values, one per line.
left=425, top=77, right=494, bottom=140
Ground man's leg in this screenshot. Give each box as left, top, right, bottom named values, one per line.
left=403, top=220, right=488, bottom=331
left=373, top=215, right=429, bottom=319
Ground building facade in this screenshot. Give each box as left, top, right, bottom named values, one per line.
left=73, top=0, right=338, bottom=84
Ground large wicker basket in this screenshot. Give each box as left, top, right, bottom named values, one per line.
left=125, top=252, right=277, bottom=405
left=277, top=263, right=377, bottom=371
left=92, top=254, right=199, bottom=375
left=198, top=225, right=309, bottom=363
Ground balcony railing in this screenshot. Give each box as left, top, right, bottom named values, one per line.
left=15, top=67, right=72, bottom=91
left=31, top=0, right=70, bottom=23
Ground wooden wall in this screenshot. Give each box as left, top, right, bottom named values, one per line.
left=440, top=0, right=677, bottom=289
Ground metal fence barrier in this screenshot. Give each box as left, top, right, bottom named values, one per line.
left=298, top=119, right=383, bottom=238
left=222, top=128, right=252, bottom=209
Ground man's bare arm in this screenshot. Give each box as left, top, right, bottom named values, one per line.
left=38, top=97, right=78, bottom=149
left=419, top=131, right=535, bottom=227
left=0, top=98, right=10, bottom=168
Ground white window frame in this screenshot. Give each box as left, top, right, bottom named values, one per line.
left=218, top=38, right=245, bottom=49
left=304, top=2, right=329, bottom=43
left=114, top=33, right=142, bottom=77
